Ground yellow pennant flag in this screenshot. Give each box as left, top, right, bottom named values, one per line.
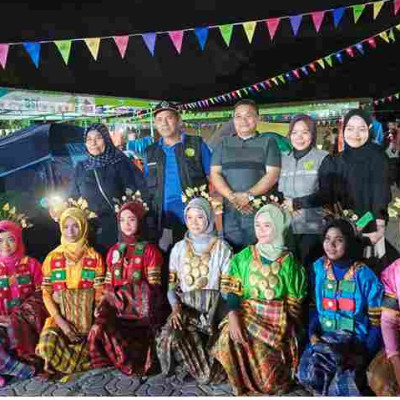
left=379, top=31, right=390, bottom=43
left=243, top=21, right=257, bottom=43
left=373, top=1, right=384, bottom=19
left=317, top=59, right=325, bottom=69
left=271, top=77, right=279, bottom=86
left=84, top=38, right=101, bottom=60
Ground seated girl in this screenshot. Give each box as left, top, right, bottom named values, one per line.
left=213, top=203, right=307, bottom=395
left=297, top=219, right=383, bottom=396
left=157, top=197, right=232, bottom=384
left=36, top=201, right=105, bottom=376
left=368, top=258, right=400, bottom=396
left=0, top=208, right=47, bottom=386
left=88, top=194, right=163, bottom=376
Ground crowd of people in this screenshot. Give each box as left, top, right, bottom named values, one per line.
left=0, top=98, right=399, bottom=396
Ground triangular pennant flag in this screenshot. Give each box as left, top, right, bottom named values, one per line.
left=289, top=15, right=302, bottom=36
left=368, top=37, right=377, bottom=48
left=309, top=63, right=316, bottom=72
left=293, top=69, right=300, bottom=78
left=243, top=88, right=249, bottom=95
left=219, top=24, right=234, bottom=47
left=195, top=27, right=209, bottom=51
left=272, top=77, right=279, bottom=86
left=266, top=18, right=281, bottom=40
left=324, top=55, right=333, bottom=67
left=332, top=7, right=346, bottom=28
left=311, top=11, right=325, bottom=32
left=142, top=33, right=157, bottom=56
left=373, top=1, right=384, bottom=19
left=301, top=66, right=309, bottom=75
left=242, top=21, right=257, bottom=43
left=168, top=31, right=184, bottom=54
left=374, top=100, right=379, bottom=106
left=317, top=58, right=325, bottom=69
left=395, top=93, right=400, bottom=99
left=84, top=38, right=101, bottom=60
left=285, top=72, right=292, bottom=82
left=0, top=44, right=9, bottom=69
left=345, top=47, right=355, bottom=57
left=113, top=36, right=129, bottom=58
left=355, top=42, right=364, bottom=54
left=336, top=52, right=343, bottom=63
left=55, top=40, right=72, bottom=65
left=379, top=31, right=390, bottom=43
left=395, top=0, right=400, bottom=15
left=237, top=90, right=243, bottom=98
left=396, top=24, right=400, bottom=31
left=278, top=74, right=285, bottom=84
left=266, top=80, right=272, bottom=88
left=260, top=82, right=267, bottom=90
left=388, top=29, right=395, bottom=41
left=353, top=4, right=366, bottom=23
left=23, top=42, right=41, bottom=68
left=388, top=96, right=393, bottom=102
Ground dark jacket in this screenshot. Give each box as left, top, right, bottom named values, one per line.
left=69, top=157, right=147, bottom=249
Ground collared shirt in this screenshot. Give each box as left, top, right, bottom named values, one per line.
left=144, top=133, right=212, bottom=224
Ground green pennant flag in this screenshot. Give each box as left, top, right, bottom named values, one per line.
left=324, top=55, right=333, bottom=67
left=373, top=1, right=384, bottom=19
left=219, top=24, right=234, bottom=47
left=54, top=40, right=72, bottom=65
left=380, top=31, right=390, bottom=43
left=278, top=74, right=285, bottom=84
left=353, top=4, right=366, bottom=23
left=317, top=59, right=325, bottom=69
left=388, top=29, right=395, bottom=41
left=395, top=93, right=400, bottom=99
left=243, top=21, right=257, bottom=43
left=397, top=24, right=400, bottom=31
left=210, top=98, right=215, bottom=104
left=271, top=77, right=279, bottom=86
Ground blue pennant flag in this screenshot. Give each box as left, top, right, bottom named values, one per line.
left=289, top=15, right=303, bottom=36
left=335, top=52, right=343, bottom=63
left=301, top=66, right=309, bottom=75
left=195, top=27, right=209, bottom=51
left=23, top=42, right=41, bottom=68
left=332, top=7, right=346, bottom=28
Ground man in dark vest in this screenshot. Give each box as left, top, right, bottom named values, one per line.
left=144, top=101, right=212, bottom=249
left=211, top=99, right=281, bottom=252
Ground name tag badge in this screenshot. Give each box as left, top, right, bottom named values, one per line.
left=147, top=162, right=157, bottom=167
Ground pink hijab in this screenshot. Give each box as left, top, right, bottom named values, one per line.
left=0, top=220, right=25, bottom=268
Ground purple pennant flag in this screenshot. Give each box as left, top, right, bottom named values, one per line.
left=195, top=27, right=209, bottom=51
left=355, top=43, right=364, bottom=55
left=332, top=7, right=346, bottom=28
left=142, top=33, right=157, bottom=56
left=289, top=15, right=303, bottom=36
left=23, top=42, right=41, bottom=68
left=301, top=66, right=309, bottom=75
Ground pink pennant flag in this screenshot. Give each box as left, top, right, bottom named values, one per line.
left=311, top=11, right=325, bottom=32
left=367, top=37, right=377, bottom=48
left=293, top=69, right=300, bottom=79
left=113, top=36, right=129, bottom=59
left=0, top=44, right=9, bottom=69
left=345, top=47, right=355, bottom=57
left=395, top=0, right=400, bottom=15
left=266, top=18, right=281, bottom=40
left=168, top=30, right=184, bottom=54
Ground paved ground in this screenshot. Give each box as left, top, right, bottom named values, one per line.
left=1, top=187, right=399, bottom=396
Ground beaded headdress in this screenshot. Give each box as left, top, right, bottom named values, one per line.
left=113, top=188, right=149, bottom=215
left=0, top=202, right=33, bottom=229
left=47, top=197, right=97, bottom=222
left=182, top=185, right=223, bottom=214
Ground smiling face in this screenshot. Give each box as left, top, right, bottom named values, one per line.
left=344, top=115, right=369, bottom=148
left=0, top=231, right=17, bottom=257
left=290, top=120, right=313, bottom=151
left=154, top=110, right=181, bottom=139
left=119, top=209, right=139, bottom=237
left=186, top=208, right=207, bottom=235
left=85, top=130, right=106, bottom=156
left=255, top=214, right=275, bottom=244
left=233, top=104, right=259, bottom=138
left=323, top=227, right=346, bottom=261
left=62, top=217, right=81, bottom=244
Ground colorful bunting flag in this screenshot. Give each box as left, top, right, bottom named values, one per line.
left=195, top=27, right=209, bottom=51
left=395, top=0, right=400, bottom=15
left=243, top=21, right=257, bottom=43
left=84, top=38, right=101, bottom=60
left=311, top=11, right=325, bottom=32
left=55, top=40, right=72, bottom=65
left=332, top=7, right=346, bottom=28
left=168, top=31, right=184, bottom=54
left=0, top=44, right=9, bottom=69
left=278, top=74, right=285, bottom=84
left=219, top=24, right=234, bottom=47
left=355, top=42, right=364, bottom=54
left=301, top=66, right=309, bottom=75
left=142, top=33, right=157, bottom=56
left=368, top=37, right=377, bottom=48
left=317, top=58, right=325, bottom=69
left=271, top=77, right=278, bottom=86
left=373, top=1, right=384, bottom=19
left=266, top=18, right=281, bottom=40
left=113, top=36, right=129, bottom=58
left=335, top=52, right=343, bottom=63
left=388, top=29, right=396, bottom=41
left=345, top=47, right=355, bottom=57
left=309, top=62, right=316, bottom=72
left=289, top=15, right=303, bottom=36
left=353, top=4, right=366, bottom=23
left=379, top=31, right=390, bottom=43
left=324, top=55, right=333, bottom=67
left=293, top=69, right=300, bottom=78
left=23, top=42, right=41, bottom=68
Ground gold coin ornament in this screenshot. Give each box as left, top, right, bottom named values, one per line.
left=268, top=275, right=279, bottom=288
left=201, top=255, right=210, bottom=263
left=191, top=258, right=200, bottom=268
left=261, top=266, right=271, bottom=277
left=271, top=262, right=280, bottom=275
left=183, top=264, right=192, bottom=274
left=265, top=288, right=275, bottom=300
left=259, top=280, right=268, bottom=290
left=185, top=275, right=194, bottom=286
left=195, top=277, right=208, bottom=289
left=251, top=287, right=259, bottom=298
left=199, top=265, right=209, bottom=276
left=192, top=268, right=200, bottom=278
left=183, top=257, right=191, bottom=264
left=249, top=274, right=258, bottom=286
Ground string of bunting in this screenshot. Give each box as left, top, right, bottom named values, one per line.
left=374, top=89, right=400, bottom=104
left=0, top=0, right=399, bottom=69
left=179, top=22, right=400, bottom=111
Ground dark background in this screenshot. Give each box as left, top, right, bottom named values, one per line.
left=0, top=0, right=400, bottom=111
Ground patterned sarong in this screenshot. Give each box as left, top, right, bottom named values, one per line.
left=156, top=290, right=226, bottom=384
left=297, top=331, right=366, bottom=396
left=212, top=299, right=296, bottom=395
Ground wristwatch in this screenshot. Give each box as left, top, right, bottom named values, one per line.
left=247, top=192, right=255, bottom=201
